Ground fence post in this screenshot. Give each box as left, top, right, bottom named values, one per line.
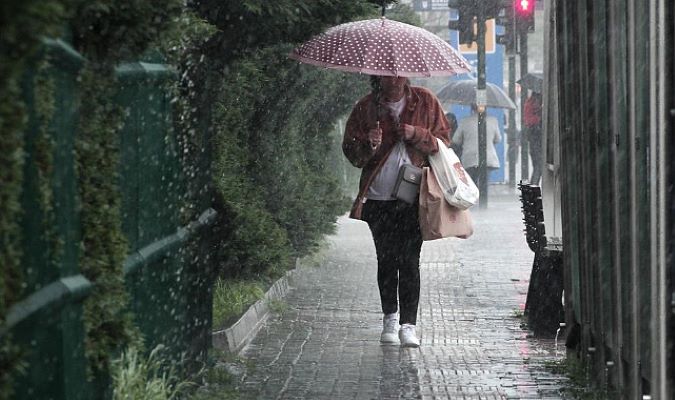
left=9, top=39, right=92, bottom=400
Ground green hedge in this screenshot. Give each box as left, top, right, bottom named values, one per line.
left=70, top=0, right=183, bottom=377
left=202, top=4, right=419, bottom=279
left=75, top=65, right=140, bottom=374
left=208, top=47, right=366, bottom=279
left=1, top=1, right=417, bottom=396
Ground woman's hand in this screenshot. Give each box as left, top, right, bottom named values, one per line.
left=368, top=126, right=383, bottom=149
left=396, top=124, right=415, bottom=141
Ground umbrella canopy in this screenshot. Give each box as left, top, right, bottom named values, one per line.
left=289, top=17, right=471, bottom=77
left=517, top=72, right=543, bottom=92
left=437, top=80, right=517, bottom=109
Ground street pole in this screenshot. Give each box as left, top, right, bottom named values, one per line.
left=508, top=54, right=517, bottom=189
left=476, top=9, right=487, bottom=209
left=519, top=28, right=529, bottom=182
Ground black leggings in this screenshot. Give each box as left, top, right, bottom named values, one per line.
left=362, top=200, right=423, bottom=325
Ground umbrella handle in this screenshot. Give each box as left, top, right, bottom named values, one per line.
left=371, top=121, right=381, bottom=150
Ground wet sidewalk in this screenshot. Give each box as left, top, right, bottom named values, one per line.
left=236, top=191, right=568, bottom=399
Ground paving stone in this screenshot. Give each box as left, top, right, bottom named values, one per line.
left=237, top=194, right=569, bottom=399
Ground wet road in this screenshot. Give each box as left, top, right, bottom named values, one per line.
left=236, top=192, right=568, bottom=399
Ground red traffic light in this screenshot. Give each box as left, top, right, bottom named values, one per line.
left=513, top=0, right=535, bottom=32
left=515, top=0, right=534, bottom=14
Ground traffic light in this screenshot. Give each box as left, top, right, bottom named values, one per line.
left=514, top=0, right=535, bottom=32
left=448, top=0, right=503, bottom=19
left=448, top=18, right=475, bottom=46
left=496, top=4, right=516, bottom=54
left=481, top=0, right=504, bottom=19
left=447, top=0, right=475, bottom=45
left=448, top=0, right=521, bottom=46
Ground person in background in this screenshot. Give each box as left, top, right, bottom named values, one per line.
left=342, top=75, right=450, bottom=348
left=445, top=111, right=461, bottom=158
left=524, top=91, right=543, bottom=185
left=452, top=103, right=501, bottom=187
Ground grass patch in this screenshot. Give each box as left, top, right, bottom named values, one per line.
left=541, top=356, right=611, bottom=399
left=266, top=299, right=289, bottom=314
left=188, top=349, right=256, bottom=399
left=189, top=374, right=239, bottom=400
left=212, top=279, right=265, bottom=330
left=111, top=345, right=194, bottom=400
left=510, top=308, right=528, bottom=330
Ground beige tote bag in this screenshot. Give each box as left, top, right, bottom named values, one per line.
left=419, top=167, right=473, bottom=241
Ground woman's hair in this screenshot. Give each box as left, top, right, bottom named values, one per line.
left=369, top=76, right=411, bottom=94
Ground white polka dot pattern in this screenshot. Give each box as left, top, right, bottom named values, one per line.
left=289, top=17, right=472, bottom=77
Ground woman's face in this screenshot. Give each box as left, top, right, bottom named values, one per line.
left=379, top=76, right=407, bottom=92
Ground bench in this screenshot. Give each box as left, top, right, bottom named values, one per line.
left=519, top=183, right=564, bottom=338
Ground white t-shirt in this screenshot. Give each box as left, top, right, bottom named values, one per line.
left=367, top=97, right=410, bottom=201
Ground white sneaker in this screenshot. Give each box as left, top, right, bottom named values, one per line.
left=398, top=324, right=420, bottom=348
left=380, top=313, right=399, bottom=343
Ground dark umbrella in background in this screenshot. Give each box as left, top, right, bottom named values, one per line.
left=289, top=17, right=471, bottom=77
left=517, top=72, right=543, bottom=93
left=437, top=79, right=516, bottom=109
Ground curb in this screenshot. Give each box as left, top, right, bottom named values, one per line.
left=211, top=260, right=301, bottom=355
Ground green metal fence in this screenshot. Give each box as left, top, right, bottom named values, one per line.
left=6, top=39, right=92, bottom=400
left=1, top=39, right=217, bottom=399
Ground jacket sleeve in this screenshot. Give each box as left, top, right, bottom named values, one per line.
left=404, top=93, right=450, bottom=155
left=342, top=102, right=376, bottom=168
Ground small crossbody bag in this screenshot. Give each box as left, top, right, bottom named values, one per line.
left=392, top=163, right=423, bottom=204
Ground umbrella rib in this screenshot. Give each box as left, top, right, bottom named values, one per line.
left=428, top=33, right=464, bottom=76
left=424, top=33, right=471, bottom=77
left=392, top=30, right=430, bottom=78
left=326, top=22, right=365, bottom=72
left=360, top=20, right=395, bottom=76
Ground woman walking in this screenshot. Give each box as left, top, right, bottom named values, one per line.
left=342, top=76, right=450, bottom=347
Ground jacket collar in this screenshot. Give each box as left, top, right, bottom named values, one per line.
left=368, top=83, right=421, bottom=124
left=403, top=84, right=420, bottom=111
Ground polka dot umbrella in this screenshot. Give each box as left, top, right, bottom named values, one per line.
left=289, top=17, right=472, bottom=77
